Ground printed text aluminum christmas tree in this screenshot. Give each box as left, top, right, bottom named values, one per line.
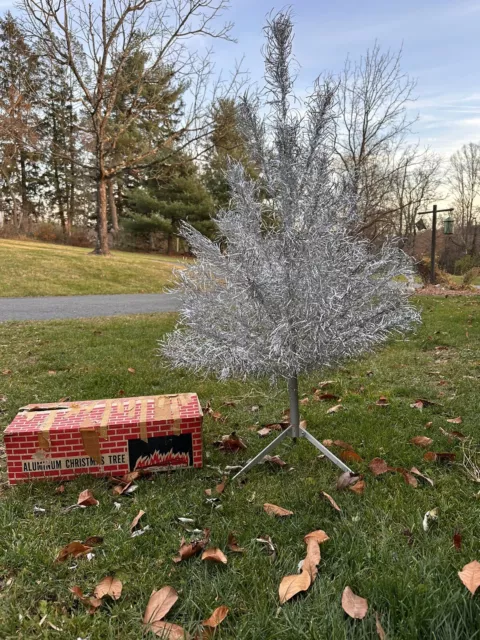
left=161, top=12, right=420, bottom=479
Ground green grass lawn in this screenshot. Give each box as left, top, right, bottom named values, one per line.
left=0, top=298, right=479, bottom=639
left=0, top=239, right=184, bottom=297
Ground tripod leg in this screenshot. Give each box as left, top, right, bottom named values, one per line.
left=232, top=426, right=293, bottom=480
left=300, top=428, right=352, bottom=473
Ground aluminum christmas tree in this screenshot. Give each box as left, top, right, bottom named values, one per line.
left=162, top=12, right=420, bottom=477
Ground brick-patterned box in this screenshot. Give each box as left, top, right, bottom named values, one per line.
left=4, top=393, right=203, bottom=484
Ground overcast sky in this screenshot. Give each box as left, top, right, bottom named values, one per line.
left=209, top=0, right=480, bottom=158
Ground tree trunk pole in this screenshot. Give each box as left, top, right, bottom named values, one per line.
left=108, top=178, right=119, bottom=235
left=288, top=375, right=300, bottom=439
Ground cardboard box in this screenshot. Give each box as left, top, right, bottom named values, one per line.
left=4, top=393, right=203, bottom=484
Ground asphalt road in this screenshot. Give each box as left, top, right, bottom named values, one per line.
left=0, top=293, right=180, bottom=322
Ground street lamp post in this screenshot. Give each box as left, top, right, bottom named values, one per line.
left=417, top=205, right=454, bottom=284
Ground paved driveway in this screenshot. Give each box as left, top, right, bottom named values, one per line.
left=0, top=293, right=180, bottom=322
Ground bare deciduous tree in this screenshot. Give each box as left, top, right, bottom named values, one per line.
left=334, top=43, right=417, bottom=237
left=21, top=0, right=235, bottom=254
left=448, top=142, right=480, bottom=254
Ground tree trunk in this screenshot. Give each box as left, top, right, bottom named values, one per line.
left=167, top=233, right=174, bottom=254
left=108, top=178, right=119, bottom=235
left=19, top=150, right=28, bottom=224
left=53, top=159, right=66, bottom=235
left=94, top=176, right=110, bottom=255
left=288, top=375, right=300, bottom=438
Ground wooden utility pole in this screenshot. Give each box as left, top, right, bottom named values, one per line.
left=417, top=205, right=454, bottom=284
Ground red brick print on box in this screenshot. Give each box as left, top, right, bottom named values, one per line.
left=4, top=393, right=203, bottom=484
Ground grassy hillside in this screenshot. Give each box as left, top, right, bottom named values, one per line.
left=0, top=297, right=479, bottom=638
left=0, top=239, right=185, bottom=297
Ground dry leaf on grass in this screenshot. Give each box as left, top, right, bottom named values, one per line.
left=143, top=586, right=179, bottom=626
left=127, top=367, right=136, bottom=374
left=300, top=397, right=309, bottom=405
left=332, top=440, right=355, bottom=451
left=336, top=471, right=361, bottom=490
left=201, top=548, right=227, bottom=564
left=55, top=484, right=65, bottom=494
left=263, top=455, right=287, bottom=467
left=425, top=421, right=433, bottom=428
left=340, top=450, right=363, bottom=463
left=148, top=621, right=189, bottom=639
left=227, top=533, right=245, bottom=553
left=375, top=612, right=386, bottom=639
left=77, top=489, right=99, bottom=507
left=447, top=416, right=462, bottom=424
left=263, top=503, right=293, bottom=517
left=214, top=433, right=247, bottom=452
left=411, top=436, right=433, bottom=448
left=257, top=427, right=272, bottom=437
left=130, top=510, right=145, bottom=533
left=70, top=586, right=103, bottom=614
left=279, top=530, right=329, bottom=604
left=279, top=570, right=311, bottom=604
left=439, top=427, right=466, bottom=441
left=83, top=536, right=104, bottom=546
left=453, top=532, right=462, bottom=550
left=409, top=467, right=434, bottom=487
left=349, top=479, right=365, bottom=494
left=320, top=491, right=341, bottom=512
left=314, top=393, right=340, bottom=402
left=55, top=541, right=92, bottom=563
left=255, top=536, right=276, bottom=558
left=458, top=560, right=480, bottom=595
left=173, top=530, right=210, bottom=563
left=423, top=451, right=456, bottom=463
left=327, top=404, right=343, bottom=414
left=369, top=458, right=389, bottom=476
left=202, top=605, right=229, bottom=628
left=94, top=576, right=122, bottom=600
left=341, top=586, right=368, bottom=619
left=375, top=396, right=389, bottom=406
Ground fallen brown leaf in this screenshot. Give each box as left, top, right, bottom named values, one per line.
left=263, top=455, right=287, bottom=467
left=55, top=484, right=65, bottom=494
left=423, top=451, right=456, bottom=463
left=300, top=397, right=309, bottom=405
left=279, top=571, right=311, bottom=604
left=320, top=491, right=341, bottom=512
left=327, top=404, right=343, bottom=414
left=304, top=530, right=330, bottom=544
left=314, top=393, right=340, bottom=402
left=425, top=421, right=433, bottom=428
left=201, top=547, right=227, bottom=564
left=214, top=433, right=247, bottom=452
left=55, top=541, right=92, bottom=563
left=130, top=509, right=145, bottom=533
left=458, top=560, right=480, bottom=595
left=411, top=436, right=433, bottom=448
left=375, top=396, right=390, bottom=406
left=263, top=503, right=293, bottom=517
left=148, top=621, right=189, bottom=639
left=376, top=612, right=386, bottom=639
left=341, top=586, right=368, bottom=619
left=332, top=440, right=355, bottom=451
left=453, top=532, right=462, bottom=551
left=369, top=458, right=389, bottom=476
left=439, top=426, right=466, bottom=441
left=83, top=536, right=104, bottom=546
left=77, top=489, right=99, bottom=507
left=70, top=586, right=103, bottom=614
left=143, top=586, right=179, bottom=626
left=1, top=369, right=12, bottom=375
left=202, top=605, right=229, bottom=628
left=322, top=439, right=333, bottom=447
left=409, top=467, right=434, bottom=487
left=336, top=471, right=361, bottom=490
left=94, top=576, right=122, bottom=600
left=446, top=416, right=462, bottom=424
left=227, top=532, right=245, bottom=553
left=340, top=450, right=363, bottom=463
left=127, top=367, right=136, bottom=374
left=173, top=529, right=210, bottom=563
left=257, top=427, right=272, bottom=437
left=349, top=479, right=365, bottom=494
left=210, top=411, right=225, bottom=422
left=215, top=479, right=226, bottom=495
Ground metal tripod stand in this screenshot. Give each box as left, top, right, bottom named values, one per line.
left=233, top=377, right=353, bottom=480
